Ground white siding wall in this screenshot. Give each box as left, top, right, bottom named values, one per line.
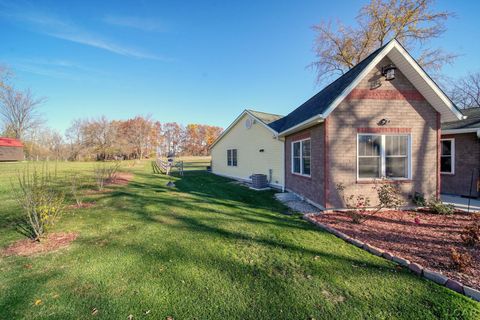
left=211, top=114, right=284, bottom=187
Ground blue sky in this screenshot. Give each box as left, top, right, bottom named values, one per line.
left=1, top=0, right=479, bottom=133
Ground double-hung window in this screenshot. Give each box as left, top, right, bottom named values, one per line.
left=227, top=149, right=237, bottom=166
left=440, top=139, right=454, bottom=174
left=292, top=139, right=311, bottom=176
left=357, top=134, right=410, bottom=180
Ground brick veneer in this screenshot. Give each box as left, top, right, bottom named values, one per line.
left=284, top=57, right=440, bottom=209
left=441, top=132, right=480, bottom=197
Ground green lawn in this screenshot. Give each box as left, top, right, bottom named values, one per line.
left=0, top=160, right=478, bottom=319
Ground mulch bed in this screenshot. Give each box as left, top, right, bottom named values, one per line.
left=2, top=232, right=78, bottom=257
left=312, top=210, right=480, bottom=291
left=67, top=202, right=95, bottom=209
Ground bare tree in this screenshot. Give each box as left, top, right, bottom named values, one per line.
left=65, top=118, right=87, bottom=161
left=449, top=72, right=480, bottom=109
left=312, top=0, right=455, bottom=83
left=0, top=87, right=45, bottom=139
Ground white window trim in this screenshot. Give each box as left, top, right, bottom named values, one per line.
left=291, top=138, right=311, bottom=177
left=227, top=149, right=238, bottom=167
left=356, top=134, right=412, bottom=181
left=440, top=138, right=455, bottom=175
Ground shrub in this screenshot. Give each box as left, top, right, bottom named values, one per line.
left=427, top=198, right=455, bottom=215
left=70, top=173, right=83, bottom=207
left=13, top=165, right=65, bottom=241
left=93, top=161, right=121, bottom=191
left=461, top=213, right=480, bottom=247
left=412, top=192, right=426, bottom=207
left=336, top=181, right=404, bottom=224
left=450, top=247, right=473, bottom=271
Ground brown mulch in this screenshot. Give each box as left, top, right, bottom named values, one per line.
left=67, top=202, right=95, bottom=209
left=313, top=210, right=480, bottom=290
left=2, top=232, right=78, bottom=257
left=111, top=172, right=134, bottom=186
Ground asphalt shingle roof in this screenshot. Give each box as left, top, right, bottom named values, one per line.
left=268, top=43, right=388, bottom=133
left=442, top=108, right=480, bottom=130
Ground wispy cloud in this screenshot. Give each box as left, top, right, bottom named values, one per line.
left=0, top=1, right=168, bottom=60
left=103, top=15, right=166, bottom=32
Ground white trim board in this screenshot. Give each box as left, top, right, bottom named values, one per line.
left=209, top=109, right=281, bottom=149
left=278, top=39, right=464, bottom=137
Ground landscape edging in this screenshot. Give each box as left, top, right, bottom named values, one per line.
left=302, top=214, right=480, bottom=303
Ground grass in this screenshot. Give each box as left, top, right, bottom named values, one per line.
left=0, top=159, right=478, bottom=319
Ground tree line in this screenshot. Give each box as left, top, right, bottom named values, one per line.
left=26, top=116, right=222, bottom=161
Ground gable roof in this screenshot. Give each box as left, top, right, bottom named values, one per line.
left=0, top=137, right=23, bottom=147
left=247, top=109, right=283, bottom=125
left=442, top=107, right=480, bottom=131
left=270, top=39, right=464, bottom=136
left=209, top=109, right=283, bottom=149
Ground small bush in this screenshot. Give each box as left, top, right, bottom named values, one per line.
left=93, top=161, right=121, bottom=191
left=412, top=192, right=426, bottom=207
left=450, top=247, right=473, bottom=271
left=461, top=213, right=480, bottom=247
left=336, top=181, right=404, bottom=224
left=13, top=165, right=65, bottom=241
left=427, top=198, right=455, bottom=215
left=70, top=173, right=83, bottom=207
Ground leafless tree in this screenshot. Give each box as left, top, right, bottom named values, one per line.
left=449, top=72, right=480, bottom=109
left=0, top=87, right=45, bottom=139
left=312, top=0, right=455, bottom=83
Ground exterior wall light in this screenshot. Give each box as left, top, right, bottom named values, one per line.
left=259, top=149, right=265, bottom=152
left=378, top=118, right=390, bottom=126
left=382, top=64, right=397, bottom=81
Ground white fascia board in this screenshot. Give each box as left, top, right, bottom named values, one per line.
left=278, top=114, right=324, bottom=137
left=320, top=39, right=464, bottom=122
left=442, top=128, right=480, bottom=135
left=209, top=109, right=279, bottom=149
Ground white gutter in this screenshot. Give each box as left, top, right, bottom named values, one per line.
left=442, top=128, right=480, bottom=135
left=278, top=114, right=324, bottom=137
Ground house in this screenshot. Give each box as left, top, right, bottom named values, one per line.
left=210, top=109, right=285, bottom=188
left=441, top=107, right=480, bottom=197
left=268, top=39, right=463, bottom=209
left=0, top=137, right=24, bottom=161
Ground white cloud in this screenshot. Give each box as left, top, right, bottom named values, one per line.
left=103, top=15, right=165, bottom=32
left=0, top=1, right=168, bottom=60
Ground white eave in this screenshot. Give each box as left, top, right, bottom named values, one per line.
left=442, top=127, right=480, bottom=135
left=279, top=39, right=464, bottom=137
left=209, top=109, right=279, bottom=149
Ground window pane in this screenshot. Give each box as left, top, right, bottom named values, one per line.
left=303, top=157, right=311, bottom=175
left=386, top=136, right=407, bottom=156
left=359, top=135, right=380, bottom=156
left=358, top=157, right=380, bottom=178
left=232, top=149, right=237, bottom=166
left=386, top=157, right=407, bottom=178
left=441, top=156, right=452, bottom=173
left=227, top=150, right=231, bottom=166
left=302, top=140, right=311, bottom=157
left=293, top=142, right=300, bottom=157
left=441, top=140, right=452, bottom=156
left=293, top=157, right=300, bottom=173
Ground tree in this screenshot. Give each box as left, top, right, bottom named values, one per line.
left=449, top=72, right=480, bottom=109
left=312, top=0, right=455, bottom=83
left=118, top=115, right=158, bottom=159
left=65, top=119, right=87, bottom=161
left=81, top=116, right=117, bottom=160
left=0, top=87, right=45, bottom=139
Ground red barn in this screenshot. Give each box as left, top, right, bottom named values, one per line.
left=0, top=138, right=24, bottom=161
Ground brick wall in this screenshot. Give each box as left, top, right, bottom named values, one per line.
left=441, top=132, right=480, bottom=197
left=284, top=124, right=325, bottom=207
left=284, top=57, right=440, bottom=209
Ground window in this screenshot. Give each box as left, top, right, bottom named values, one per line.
left=292, top=139, right=311, bottom=176
left=441, top=139, right=454, bottom=174
left=227, top=149, right=237, bottom=166
left=357, top=134, right=410, bottom=179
